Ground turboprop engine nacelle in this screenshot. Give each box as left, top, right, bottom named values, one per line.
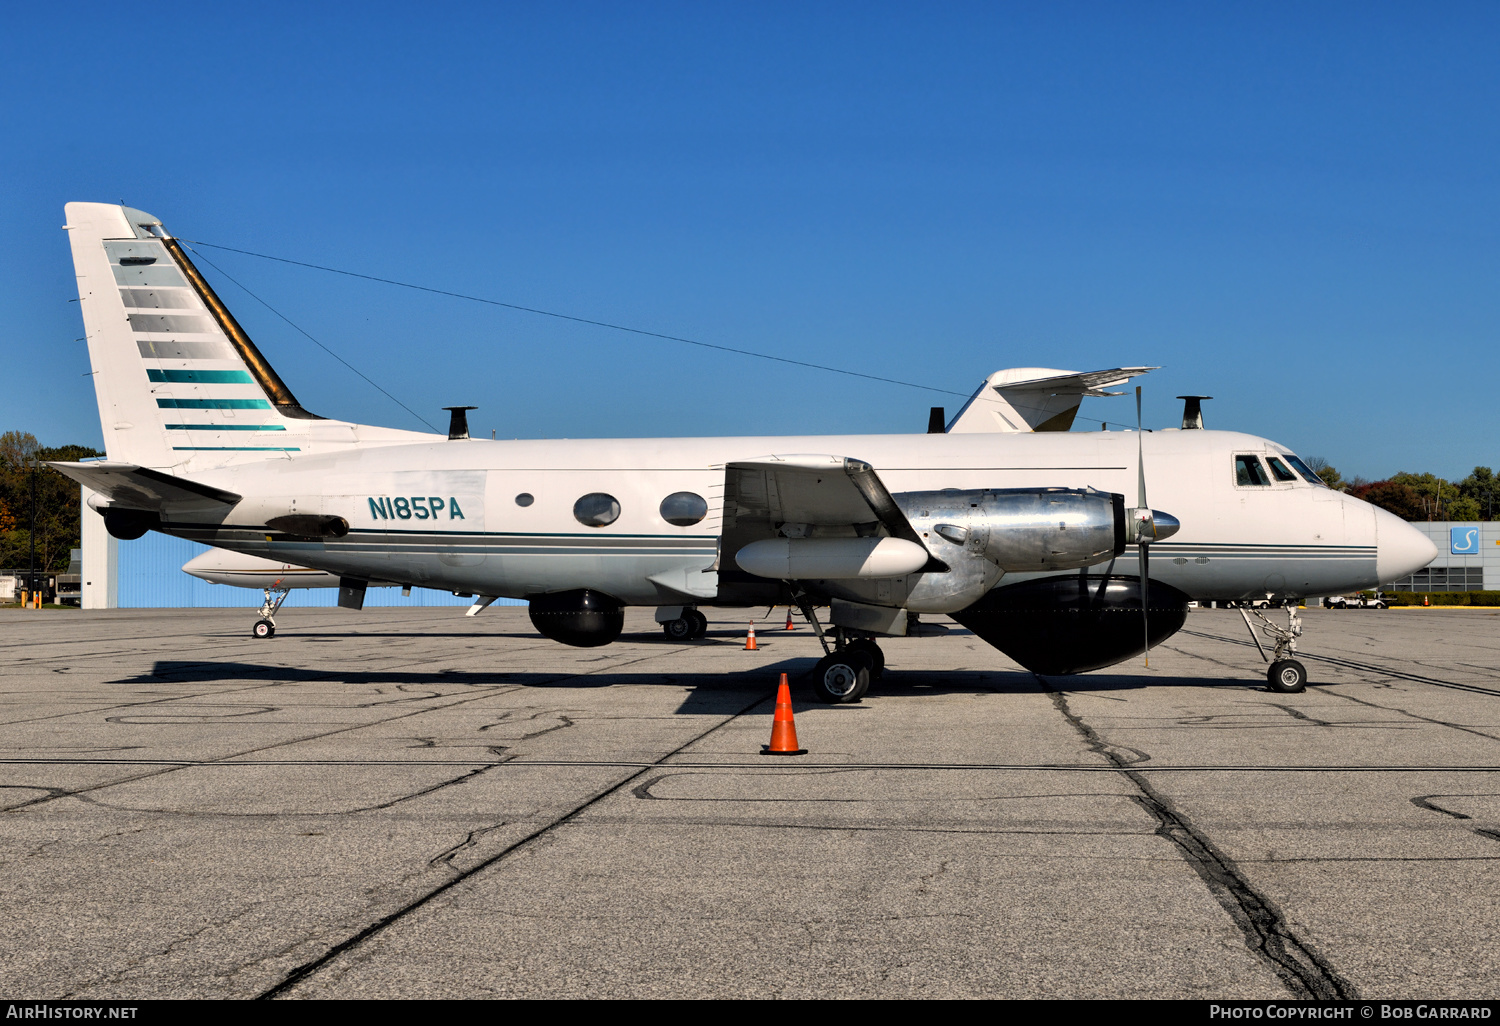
left=887, top=486, right=1131, bottom=613
left=898, top=486, right=1128, bottom=573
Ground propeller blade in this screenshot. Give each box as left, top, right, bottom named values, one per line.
left=1140, top=540, right=1151, bottom=669
left=1136, top=385, right=1147, bottom=509
left=1137, top=385, right=1150, bottom=668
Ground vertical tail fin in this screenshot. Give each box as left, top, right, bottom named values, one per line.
left=64, top=202, right=434, bottom=469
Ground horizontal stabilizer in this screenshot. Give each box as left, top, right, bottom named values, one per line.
left=49, top=461, right=241, bottom=512
left=947, top=366, right=1157, bottom=433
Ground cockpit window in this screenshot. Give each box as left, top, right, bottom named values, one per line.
left=1235, top=455, right=1271, bottom=486
left=1265, top=456, right=1298, bottom=483
left=1281, top=454, right=1325, bottom=486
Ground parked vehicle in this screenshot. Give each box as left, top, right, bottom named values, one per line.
left=1324, top=593, right=1388, bottom=609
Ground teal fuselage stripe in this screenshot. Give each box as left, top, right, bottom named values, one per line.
left=171, top=446, right=302, bottom=451
left=157, top=398, right=273, bottom=410
left=147, top=369, right=255, bottom=384
left=165, top=424, right=287, bottom=431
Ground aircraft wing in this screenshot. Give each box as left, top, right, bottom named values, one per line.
left=722, top=455, right=924, bottom=545
left=48, top=461, right=241, bottom=513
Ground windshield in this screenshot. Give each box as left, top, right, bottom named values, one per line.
left=1281, top=453, right=1325, bottom=486
left=1266, top=456, right=1298, bottom=483
left=1235, top=454, right=1271, bottom=486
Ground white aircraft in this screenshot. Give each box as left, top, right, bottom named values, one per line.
left=179, top=364, right=1158, bottom=627
left=52, top=202, right=1437, bottom=700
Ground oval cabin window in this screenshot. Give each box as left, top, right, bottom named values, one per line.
left=573, top=492, right=621, bottom=527
left=659, top=491, right=708, bottom=527
left=515, top=493, right=535, bottom=507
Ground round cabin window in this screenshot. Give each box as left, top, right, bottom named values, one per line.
left=573, top=492, right=621, bottom=528
left=659, top=491, right=708, bottom=527
left=515, top=493, right=534, bottom=507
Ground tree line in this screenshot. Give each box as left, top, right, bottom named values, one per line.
left=1304, top=458, right=1498, bottom=521
left=0, top=431, right=104, bottom=575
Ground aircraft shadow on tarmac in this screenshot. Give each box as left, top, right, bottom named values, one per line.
left=115, top=660, right=1266, bottom=717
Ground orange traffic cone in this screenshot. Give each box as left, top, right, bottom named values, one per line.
left=785, top=609, right=795, bottom=630
left=1423, top=595, right=1429, bottom=606
left=761, top=673, right=807, bottom=756
left=744, top=622, right=758, bottom=650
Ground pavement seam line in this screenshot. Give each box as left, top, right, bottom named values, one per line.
left=255, top=688, right=773, bottom=999
left=1037, top=675, right=1359, bottom=1001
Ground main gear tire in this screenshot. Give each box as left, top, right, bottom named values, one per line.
left=810, top=649, right=872, bottom=704
left=845, top=638, right=885, bottom=678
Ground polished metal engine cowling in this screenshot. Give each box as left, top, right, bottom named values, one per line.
left=896, top=487, right=1126, bottom=573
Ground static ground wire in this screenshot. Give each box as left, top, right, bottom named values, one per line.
left=182, top=237, right=1144, bottom=432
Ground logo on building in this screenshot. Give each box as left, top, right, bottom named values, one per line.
left=1451, top=526, right=1480, bottom=555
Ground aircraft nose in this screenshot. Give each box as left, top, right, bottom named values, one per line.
left=181, top=550, right=223, bottom=582
left=1374, top=507, right=1438, bottom=584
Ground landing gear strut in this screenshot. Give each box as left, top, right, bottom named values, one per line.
left=1240, top=602, right=1307, bottom=693
left=791, top=590, right=885, bottom=704
left=252, top=585, right=290, bottom=639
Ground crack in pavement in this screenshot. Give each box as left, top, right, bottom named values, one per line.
left=1037, top=676, right=1357, bottom=1001
left=256, top=687, right=774, bottom=999
left=2, top=646, right=698, bottom=817
left=0, top=685, right=527, bottom=815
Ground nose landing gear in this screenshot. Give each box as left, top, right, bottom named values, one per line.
left=252, top=584, right=290, bottom=639
left=1240, top=602, right=1307, bottom=693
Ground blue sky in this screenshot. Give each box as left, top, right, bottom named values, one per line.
left=4, top=2, right=1496, bottom=480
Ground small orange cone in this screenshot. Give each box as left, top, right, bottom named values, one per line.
left=785, top=609, right=795, bottom=630
left=744, top=622, right=758, bottom=650
left=1423, top=595, right=1429, bottom=606
left=761, top=673, right=806, bottom=756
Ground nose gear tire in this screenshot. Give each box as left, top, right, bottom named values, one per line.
left=1267, top=659, right=1307, bottom=693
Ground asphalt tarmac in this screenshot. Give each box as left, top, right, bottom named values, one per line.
left=2, top=605, right=1497, bottom=1000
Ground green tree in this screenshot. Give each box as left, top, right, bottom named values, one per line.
left=1349, top=480, right=1426, bottom=520
left=1457, top=467, right=1499, bottom=520
left=1303, top=457, right=1345, bottom=491
left=0, top=431, right=104, bottom=576
left=1447, top=496, right=1483, bottom=521
left=1390, top=471, right=1465, bottom=520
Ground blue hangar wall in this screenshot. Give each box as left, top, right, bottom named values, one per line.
left=118, top=533, right=525, bottom=609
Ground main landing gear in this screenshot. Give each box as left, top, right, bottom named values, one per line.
left=661, top=608, right=708, bottom=641
left=252, top=584, right=290, bottom=639
left=794, top=595, right=885, bottom=705
left=1240, top=602, right=1308, bottom=693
